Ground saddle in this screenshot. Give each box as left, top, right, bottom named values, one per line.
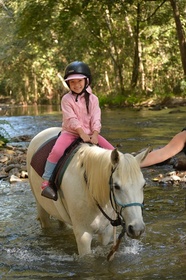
left=31, top=135, right=83, bottom=192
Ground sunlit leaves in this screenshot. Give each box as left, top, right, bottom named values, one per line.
left=0, top=0, right=185, bottom=105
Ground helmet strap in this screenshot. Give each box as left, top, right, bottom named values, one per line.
left=71, top=87, right=90, bottom=114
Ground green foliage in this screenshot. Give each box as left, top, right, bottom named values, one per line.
left=99, top=91, right=140, bottom=107
left=180, top=80, right=186, bottom=93
left=0, top=0, right=185, bottom=105
left=0, top=136, right=9, bottom=147
left=0, top=120, right=12, bottom=146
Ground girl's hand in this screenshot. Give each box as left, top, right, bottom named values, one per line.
left=90, top=131, right=98, bottom=145
left=76, top=127, right=91, bottom=142
left=80, top=132, right=91, bottom=143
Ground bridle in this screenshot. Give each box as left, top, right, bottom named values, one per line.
left=95, top=166, right=144, bottom=228
left=91, top=165, right=144, bottom=261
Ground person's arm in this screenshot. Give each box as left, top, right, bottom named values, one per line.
left=87, top=95, right=101, bottom=145
left=140, top=130, right=186, bottom=167
left=90, top=95, right=101, bottom=133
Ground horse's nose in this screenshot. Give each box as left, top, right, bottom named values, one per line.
left=128, top=223, right=145, bottom=238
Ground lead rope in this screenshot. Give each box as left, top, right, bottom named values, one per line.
left=113, top=215, right=117, bottom=247
left=96, top=200, right=126, bottom=261
left=109, top=213, right=117, bottom=261
left=94, top=198, right=126, bottom=261
left=107, top=167, right=126, bottom=261
left=107, top=223, right=126, bottom=261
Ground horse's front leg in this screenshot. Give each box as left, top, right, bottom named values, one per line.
left=98, top=223, right=113, bottom=246
left=73, top=229, right=93, bottom=256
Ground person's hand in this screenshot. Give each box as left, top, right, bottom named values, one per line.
left=76, top=128, right=91, bottom=143
left=90, top=132, right=98, bottom=145
left=80, top=132, right=91, bottom=143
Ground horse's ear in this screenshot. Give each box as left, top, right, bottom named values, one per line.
left=111, top=148, right=119, bottom=165
left=135, top=146, right=152, bottom=164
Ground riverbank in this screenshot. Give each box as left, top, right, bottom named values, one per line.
left=0, top=100, right=186, bottom=184
left=0, top=135, right=31, bottom=182
left=1, top=96, right=186, bottom=114
left=136, top=96, right=186, bottom=109
left=0, top=133, right=186, bottom=186
left=99, top=95, right=186, bottom=109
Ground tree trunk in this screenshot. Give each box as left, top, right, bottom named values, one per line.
left=131, top=2, right=140, bottom=88
left=118, top=63, right=125, bottom=95
left=170, top=0, right=186, bottom=78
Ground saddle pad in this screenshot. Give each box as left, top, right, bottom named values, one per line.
left=31, top=136, right=58, bottom=177
left=50, top=143, right=81, bottom=191
left=31, top=136, right=83, bottom=190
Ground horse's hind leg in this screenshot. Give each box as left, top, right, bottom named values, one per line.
left=36, top=202, right=51, bottom=228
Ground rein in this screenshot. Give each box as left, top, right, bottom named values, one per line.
left=95, top=200, right=123, bottom=227
left=95, top=166, right=144, bottom=261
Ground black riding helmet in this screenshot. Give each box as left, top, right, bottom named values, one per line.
left=64, top=61, right=92, bottom=85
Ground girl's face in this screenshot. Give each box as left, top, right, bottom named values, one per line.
left=68, top=79, right=86, bottom=94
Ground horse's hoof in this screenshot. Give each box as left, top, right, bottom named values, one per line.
left=41, top=186, right=57, bottom=201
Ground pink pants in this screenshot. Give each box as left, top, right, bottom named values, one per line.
left=48, top=132, right=114, bottom=163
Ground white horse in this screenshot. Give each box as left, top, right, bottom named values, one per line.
left=27, top=127, right=149, bottom=256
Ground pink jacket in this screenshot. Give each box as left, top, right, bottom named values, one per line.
left=61, top=88, right=101, bottom=136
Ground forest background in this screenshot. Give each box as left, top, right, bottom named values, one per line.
left=0, top=0, right=186, bottom=107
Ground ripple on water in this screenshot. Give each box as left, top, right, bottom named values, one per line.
left=1, top=105, right=186, bottom=279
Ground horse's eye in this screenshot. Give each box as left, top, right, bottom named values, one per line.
left=114, top=183, right=120, bottom=190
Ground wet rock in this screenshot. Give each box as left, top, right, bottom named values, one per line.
left=0, top=174, right=8, bottom=179
left=0, top=155, right=9, bottom=163
left=5, top=144, right=14, bottom=150
left=152, top=170, right=186, bottom=186
left=4, top=164, right=21, bottom=173
left=11, top=135, right=31, bottom=142
left=8, top=167, right=21, bottom=177
left=173, top=157, right=186, bottom=171
left=0, top=136, right=29, bottom=183
left=20, top=170, right=28, bottom=178
left=10, top=175, right=22, bottom=183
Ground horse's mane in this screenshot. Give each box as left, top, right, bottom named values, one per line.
left=77, top=144, right=112, bottom=206
left=76, top=144, right=141, bottom=206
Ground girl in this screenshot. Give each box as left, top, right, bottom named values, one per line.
left=41, top=61, right=186, bottom=200
left=41, top=61, right=114, bottom=200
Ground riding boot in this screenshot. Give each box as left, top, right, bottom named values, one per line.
left=41, top=161, right=57, bottom=201
left=41, top=181, right=57, bottom=201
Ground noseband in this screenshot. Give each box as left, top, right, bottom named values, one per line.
left=96, top=166, right=144, bottom=227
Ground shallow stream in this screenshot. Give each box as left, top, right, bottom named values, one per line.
left=0, top=105, right=186, bottom=279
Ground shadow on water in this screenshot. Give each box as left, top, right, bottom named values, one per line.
left=0, top=105, right=186, bottom=279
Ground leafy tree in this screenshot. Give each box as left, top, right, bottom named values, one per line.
left=169, top=0, right=186, bottom=78
left=0, top=0, right=185, bottom=105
